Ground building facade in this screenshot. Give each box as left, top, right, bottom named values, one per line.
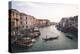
left=56, top=16, right=78, bottom=34
left=20, top=13, right=28, bottom=29
left=9, top=9, right=20, bottom=30
left=9, top=9, right=50, bottom=30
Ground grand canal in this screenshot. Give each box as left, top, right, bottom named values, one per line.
left=12, top=25, right=78, bottom=52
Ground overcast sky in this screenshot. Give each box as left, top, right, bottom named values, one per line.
left=12, top=1, right=78, bottom=22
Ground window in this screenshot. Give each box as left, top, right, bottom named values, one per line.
left=26, top=17, right=27, bottom=20
left=16, top=13, right=18, bottom=17
left=20, top=17, right=22, bottom=20
left=26, top=22, right=27, bottom=24
left=20, top=21, right=22, bottom=24
left=12, top=12, right=14, bottom=16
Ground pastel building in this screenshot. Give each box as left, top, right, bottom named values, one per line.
left=20, top=13, right=28, bottom=29
left=9, top=9, right=20, bottom=30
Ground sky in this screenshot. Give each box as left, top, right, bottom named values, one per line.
left=11, top=1, right=78, bottom=22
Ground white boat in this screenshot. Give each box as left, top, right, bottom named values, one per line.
left=31, top=39, right=36, bottom=43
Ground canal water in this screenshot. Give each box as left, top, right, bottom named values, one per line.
left=12, top=25, right=78, bottom=52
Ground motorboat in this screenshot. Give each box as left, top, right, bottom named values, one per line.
left=15, top=37, right=33, bottom=47
left=31, top=39, right=36, bottom=43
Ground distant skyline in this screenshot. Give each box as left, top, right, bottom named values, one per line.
left=12, top=1, right=78, bottom=22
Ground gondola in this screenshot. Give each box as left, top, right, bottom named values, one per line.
left=42, top=35, right=59, bottom=41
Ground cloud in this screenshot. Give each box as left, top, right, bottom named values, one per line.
left=12, top=1, right=78, bottom=22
